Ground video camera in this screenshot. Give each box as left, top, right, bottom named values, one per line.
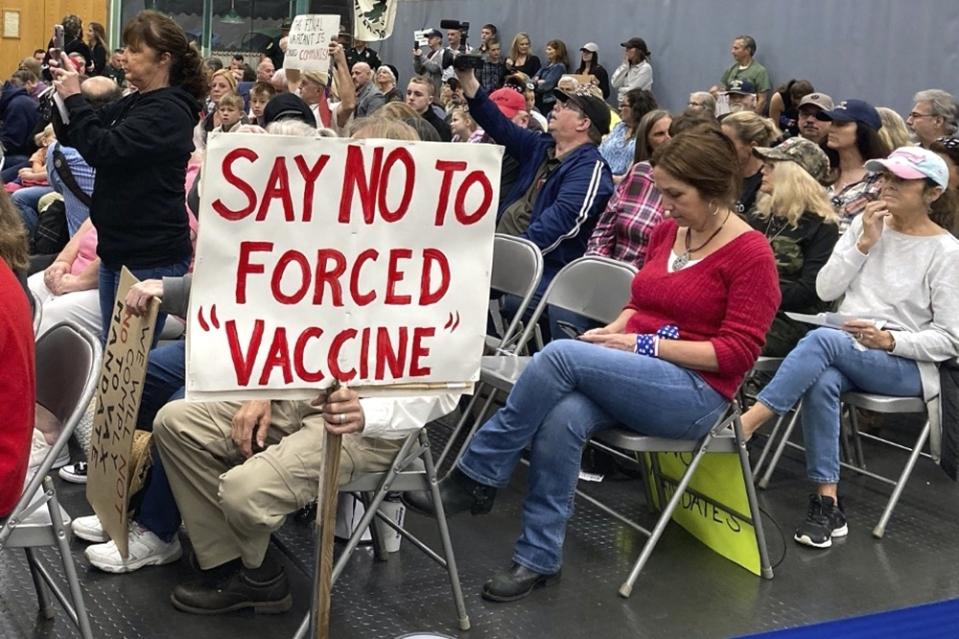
left=439, top=19, right=470, bottom=33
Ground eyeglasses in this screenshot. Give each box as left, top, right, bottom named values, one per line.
left=936, top=136, right=959, bottom=150
left=554, top=101, right=584, bottom=117
left=908, top=112, right=938, bottom=120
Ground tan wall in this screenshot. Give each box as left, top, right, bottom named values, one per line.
left=0, top=0, right=108, bottom=77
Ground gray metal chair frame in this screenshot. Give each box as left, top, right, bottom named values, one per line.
left=0, top=321, right=102, bottom=639
left=437, top=256, right=637, bottom=472
left=755, top=390, right=931, bottom=538
left=436, top=235, right=544, bottom=469
left=292, top=428, right=470, bottom=638
left=584, top=403, right=774, bottom=597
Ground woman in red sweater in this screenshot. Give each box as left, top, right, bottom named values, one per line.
left=0, top=211, right=36, bottom=518
left=408, top=126, right=781, bottom=602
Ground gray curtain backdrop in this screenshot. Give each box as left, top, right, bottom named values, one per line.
left=372, top=0, right=959, bottom=116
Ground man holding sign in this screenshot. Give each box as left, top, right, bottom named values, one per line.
left=152, top=118, right=499, bottom=614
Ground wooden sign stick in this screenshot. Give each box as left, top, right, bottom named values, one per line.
left=312, top=382, right=343, bottom=639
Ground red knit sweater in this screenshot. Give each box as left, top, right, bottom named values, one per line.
left=625, top=219, right=780, bottom=399
left=0, top=262, right=35, bottom=517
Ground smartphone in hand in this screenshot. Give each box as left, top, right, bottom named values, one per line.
left=51, top=24, right=65, bottom=60
left=555, top=320, right=585, bottom=339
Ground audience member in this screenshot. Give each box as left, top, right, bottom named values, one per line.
left=586, top=109, right=672, bottom=268
left=50, top=10, right=205, bottom=342
left=818, top=99, right=890, bottom=232
left=203, top=56, right=222, bottom=74
left=270, top=68, right=288, bottom=94
left=450, top=106, right=481, bottom=142
left=439, top=77, right=465, bottom=115
left=212, top=92, right=247, bottom=133
left=406, top=75, right=451, bottom=141
left=378, top=100, right=441, bottom=141
left=375, top=65, right=403, bottom=103
left=611, top=37, right=653, bottom=102
left=247, top=81, right=274, bottom=126
left=575, top=43, right=610, bottom=100
left=202, top=68, right=237, bottom=133
left=722, top=79, right=758, bottom=114
left=408, top=126, right=780, bottom=601
left=930, top=136, right=959, bottom=236
left=687, top=91, right=717, bottom=118
left=0, top=71, right=41, bottom=181
left=254, top=58, right=275, bottom=83
left=478, top=24, right=498, bottom=54
left=478, top=38, right=507, bottom=93
left=769, top=79, right=814, bottom=138
left=446, top=24, right=471, bottom=57
left=0, top=196, right=33, bottom=518
left=713, top=35, right=771, bottom=113
left=531, top=40, right=570, bottom=114
left=740, top=146, right=959, bottom=549
left=18, top=58, right=47, bottom=99
left=796, top=92, right=833, bottom=145
left=482, top=87, right=532, bottom=197
left=346, top=39, right=381, bottom=71
left=298, top=69, right=332, bottom=128
left=877, top=106, right=912, bottom=151
left=721, top=110, right=782, bottom=213
left=598, top=88, right=657, bottom=180
left=86, top=22, right=108, bottom=76
left=907, top=89, right=958, bottom=148
left=351, top=62, right=386, bottom=118
left=103, top=49, right=126, bottom=86
left=412, top=29, right=450, bottom=100
left=747, top=137, right=839, bottom=356
left=505, top=33, right=541, bottom=79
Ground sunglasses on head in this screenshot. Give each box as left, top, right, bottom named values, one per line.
left=936, top=136, right=959, bottom=150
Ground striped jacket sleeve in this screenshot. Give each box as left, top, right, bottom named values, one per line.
left=524, top=159, right=611, bottom=255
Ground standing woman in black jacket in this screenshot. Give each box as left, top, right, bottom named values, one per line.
left=85, top=22, right=109, bottom=76
left=575, top=43, right=610, bottom=101
left=50, top=10, right=206, bottom=341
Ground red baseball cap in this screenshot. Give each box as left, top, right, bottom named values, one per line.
left=490, top=87, right=526, bottom=119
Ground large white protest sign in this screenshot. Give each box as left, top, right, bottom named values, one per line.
left=186, top=133, right=502, bottom=401
left=284, top=14, right=340, bottom=80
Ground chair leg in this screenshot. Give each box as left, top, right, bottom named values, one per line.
left=421, top=430, right=471, bottom=631
left=24, top=548, right=55, bottom=620
left=847, top=407, right=867, bottom=469
left=435, top=390, right=482, bottom=472
left=753, top=410, right=789, bottom=477
left=758, top=402, right=802, bottom=489
left=45, top=478, right=94, bottom=639
left=733, top=416, right=774, bottom=580
left=873, top=420, right=931, bottom=539
left=360, top=492, right=389, bottom=562
left=619, top=435, right=712, bottom=599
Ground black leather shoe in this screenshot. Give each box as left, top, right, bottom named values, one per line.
left=171, top=564, right=293, bottom=615
left=481, top=563, right=560, bottom=602
left=403, top=468, right=497, bottom=517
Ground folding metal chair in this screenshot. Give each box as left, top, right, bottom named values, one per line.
left=435, top=234, right=543, bottom=469
left=437, top=256, right=637, bottom=472
left=586, top=403, right=774, bottom=598
left=0, top=321, right=102, bottom=639
left=292, top=428, right=470, bottom=638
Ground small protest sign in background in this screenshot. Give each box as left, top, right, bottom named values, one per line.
left=186, top=133, right=502, bottom=402
left=86, top=268, right=158, bottom=558
left=284, top=14, right=340, bottom=84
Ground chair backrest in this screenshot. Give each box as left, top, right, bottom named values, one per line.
left=19, top=322, right=101, bottom=509
left=489, top=234, right=543, bottom=350
left=516, top=256, right=638, bottom=349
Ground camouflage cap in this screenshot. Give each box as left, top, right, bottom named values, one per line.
left=753, top=136, right=830, bottom=184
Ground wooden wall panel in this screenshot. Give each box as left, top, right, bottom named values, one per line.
left=1, top=0, right=108, bottom=77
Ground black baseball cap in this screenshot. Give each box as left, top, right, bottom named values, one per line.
left=553, top=88, right=611, bottom=136
left=263, top=93, right=317, bottom=127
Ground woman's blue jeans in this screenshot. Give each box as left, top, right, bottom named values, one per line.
left=98, top=260, right=189, bottom=345
left=756, top=328, right=922, bottom=484
left=458, top=339, right=728, bottom=575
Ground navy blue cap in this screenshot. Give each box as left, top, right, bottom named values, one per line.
left=816, top=99, right=881, bottom=131
left=724, top=79, right=756, bottom=95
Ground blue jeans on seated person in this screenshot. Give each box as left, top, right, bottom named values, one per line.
left=11, top=186, right=55, bottom=237
left=132, top=340, right=186, bottom=543
left=98, top=260, right=190, bottom=345
left=1, top=156, right=30, bottom=183
left=756, top=327, right=922, bottom=484
left=457, top=339, right=727, bottom=575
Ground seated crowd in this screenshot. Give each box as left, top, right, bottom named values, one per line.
left=1, top=11, right=958, bottom=619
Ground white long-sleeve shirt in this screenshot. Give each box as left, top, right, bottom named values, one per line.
left=360, top=393, right=461, bottom=439
left=610, top=60, right=653, bottom=101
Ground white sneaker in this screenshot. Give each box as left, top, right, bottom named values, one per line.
left=29, top=429, right=69, bottom=470
left=58, top=461, right=88, bottom=484
left=85, top=521, right=182, bottom=573
left=71, top=514, right=109, bottom=543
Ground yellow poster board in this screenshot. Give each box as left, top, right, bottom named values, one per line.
left=645, top=450, right=761, bottom=575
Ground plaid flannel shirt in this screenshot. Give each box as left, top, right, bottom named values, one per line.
left=829, top=171, right=882, bottom=234
left=586, top=162, right=664, bottom=268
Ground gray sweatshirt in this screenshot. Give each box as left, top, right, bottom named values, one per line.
left=817, top=214, right=959, bottom=457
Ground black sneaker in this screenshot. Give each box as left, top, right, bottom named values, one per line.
left=794, top=494, right=848, bottom=548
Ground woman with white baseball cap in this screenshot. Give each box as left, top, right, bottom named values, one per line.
left=739, top=145, right=959, bottom=550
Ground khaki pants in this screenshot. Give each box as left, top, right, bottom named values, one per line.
left=153, top=399, right=403, bottom=570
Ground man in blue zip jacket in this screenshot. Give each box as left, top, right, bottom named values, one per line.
left=456, top=65, right=614, bottom=289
